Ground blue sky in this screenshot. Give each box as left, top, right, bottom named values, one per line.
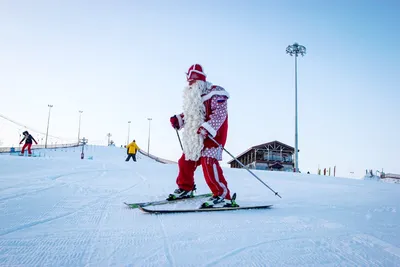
left=1, top=0, right=399, bottom=178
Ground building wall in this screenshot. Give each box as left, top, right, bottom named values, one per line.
left=229, top=143, right=295, bottom=172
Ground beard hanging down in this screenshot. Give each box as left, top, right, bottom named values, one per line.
left=182, top=81, right=207, bottom=161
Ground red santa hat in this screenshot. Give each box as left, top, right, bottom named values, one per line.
left=186, top=64, right=206, bottom=82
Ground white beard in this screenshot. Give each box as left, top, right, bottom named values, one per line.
left=182, top=81, right=207, bottom=161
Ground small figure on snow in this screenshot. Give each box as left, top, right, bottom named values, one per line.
left=19, top=131, right=38, bottom=156
left=169, top=64, right=237, bottom=208
left=126, top=140, right=140, bottom=162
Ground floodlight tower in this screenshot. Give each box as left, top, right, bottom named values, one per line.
left=127, top=121, right=131, bottom=145
left=147, top=118, right=152, bottom=156
left=286, top=42, right=306, bottom=173
left=45, top=104, right=53, bottom=148
left=78, top=110, right=83, bottom=143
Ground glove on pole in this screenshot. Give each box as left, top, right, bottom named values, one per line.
left=208, top=135, right=281, bottom=198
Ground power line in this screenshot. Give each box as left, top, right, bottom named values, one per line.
left=0, top=113, right=74, bottom=141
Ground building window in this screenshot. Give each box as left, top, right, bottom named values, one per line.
left=264, top=152, right=283, bottom=162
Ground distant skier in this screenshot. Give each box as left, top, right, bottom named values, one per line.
left=19, top=131, right=38, bottom=156
left=169, top=64, right=237, bottom=208
left=126, top=140, right=140, bottom=162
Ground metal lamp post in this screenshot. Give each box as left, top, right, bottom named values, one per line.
left=107, top=133, right=112, bottom=146
left=147, top=118, right=152, bottom=156
left=45, top=104, right=53, bottom=148
left=286, top=42, right=306, bottom=173
left=78, top=110, right=83, bottom=143
left=127, top=121, right=131, bottom=145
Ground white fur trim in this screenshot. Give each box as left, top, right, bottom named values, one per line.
left=201, top=122, right=217, bottom=137
left=188, top=69, right=206, bottom=77
left=202, top=90, right=230, bottom=102
left=187, top=64, right=206, bottom=79
left=177, top=114, right=184, bottom=129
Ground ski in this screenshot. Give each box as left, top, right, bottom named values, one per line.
left=124, top=193, right=212, bottom=209
left=138, top=204, right=273, bottom=214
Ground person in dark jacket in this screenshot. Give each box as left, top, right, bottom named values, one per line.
left=19, top=131, right=38, bottom=156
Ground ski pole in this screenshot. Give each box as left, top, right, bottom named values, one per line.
left=208, top=135, right=281, bottom=198
left=176, top=129, right=183, bottom=151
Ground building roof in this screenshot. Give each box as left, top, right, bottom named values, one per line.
left=253, top=140, right=294, bottom=151
left=227, top=140, right=294, bottom=164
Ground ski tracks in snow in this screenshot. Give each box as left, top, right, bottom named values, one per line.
left=204, top=236, right=301, bottom=267
left=156, top=215, right=176, bottom=267
left=81, top=197, right=113, bottom=266
left=0, top=169, right=109, bottom=202
left=202, top=213, right=400, bottom=266
left=0, top=170, right=142, bottom=238
left=134, top=170, right=176, bottom=266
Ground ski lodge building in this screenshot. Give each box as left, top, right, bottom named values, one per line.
left=227, top=140, right=295, bottom=172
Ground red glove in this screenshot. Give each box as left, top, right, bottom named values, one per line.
left=170, top=115, right=179, bottom=129
left=197, top=126, right=209, bottom=138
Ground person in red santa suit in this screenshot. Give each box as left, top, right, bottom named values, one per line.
left=169, top=64, right=238, bottom=208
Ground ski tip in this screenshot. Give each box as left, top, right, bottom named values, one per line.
left=137, top=205, right=156, bottom=214
left=124, top=202, right=139, bottom=209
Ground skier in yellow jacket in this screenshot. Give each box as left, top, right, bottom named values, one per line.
left=126, top=140, right=140, bottom=162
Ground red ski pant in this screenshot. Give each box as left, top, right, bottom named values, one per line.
left=176, top=154, right=231, bottom=200
left=21, top=143, right=32, bottom=155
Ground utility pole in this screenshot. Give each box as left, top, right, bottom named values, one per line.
left=107, top=133, right=112, bottom=146
left=45, top=104, right=53, bottom=148
left=80, top=137, right=87, bottom=159
left=147, top=118, right=152, bottom=155
left=78, top=110, right=83, bottom=144
left=127, top=121, right=131, bottom=145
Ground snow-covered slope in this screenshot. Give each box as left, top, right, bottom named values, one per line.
left=0, top=146, right=399, bottom=266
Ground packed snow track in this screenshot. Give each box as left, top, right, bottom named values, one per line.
left=0, top=146, right=399, bottom=266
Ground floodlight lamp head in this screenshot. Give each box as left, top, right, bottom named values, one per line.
left=286, top=43, right=307, bottom=57
left=298, top=45, right=307, bottom=57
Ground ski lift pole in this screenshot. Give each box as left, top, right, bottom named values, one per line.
left=208, top=135, right=281, bottom=198
left=80, top=137, right=87, bottom=159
